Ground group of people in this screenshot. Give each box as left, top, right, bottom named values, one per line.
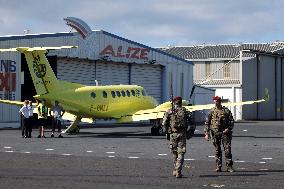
left=162, top=95, right=235, bottom=178
left=19, top=99, right=65, bottom=138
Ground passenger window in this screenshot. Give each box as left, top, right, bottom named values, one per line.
left=131, top=90, right=135, bottom=96
left=142, top=90, right=146, bottom=96
left=111, top=91, right=116, bottom=98
left=136, top=89, right=140, bottom=96
left=103, top=91, right=107, bottom=98
left=116, top=91, right=121, bottom=97
left=126, top=90, right=130, bottom=97
left=90, top=92, right=96, bottom=98
left=121, top=90, right=126, bottom=97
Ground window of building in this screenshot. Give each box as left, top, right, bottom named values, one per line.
left=131, top=90, right=135, bottom=96
left=90, top=92, right=96, bottom=98
left=126, top=90, right=130, bottom=97
left=121, top=90, right=126, bottom=97
left=102, top=91, right=107, bottom=98
left=116, top=91, right=121, bottom=97
left=111, top=91, right=116, bottom=98
left=223, top=62, right=231, bottom=79
left=205, top=62, right=211, bottom=78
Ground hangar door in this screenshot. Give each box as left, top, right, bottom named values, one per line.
left=131, top=64, right=163, bottom=103
left=57, top=58, right=96, bottom=85
left=96, top=61, right=129, bottom=85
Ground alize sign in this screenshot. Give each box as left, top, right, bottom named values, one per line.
left=99, top=45, right=150, bottom=60
left=0, top=60, right=17, bottom=92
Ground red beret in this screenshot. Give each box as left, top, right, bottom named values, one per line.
left=213, top=96, right=221, bottom=101
left=173, top=96, right=182, bottom=101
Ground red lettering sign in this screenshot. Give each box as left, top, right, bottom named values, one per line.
left=0, top=73, right=16, bottom=92
left=99, top=45, right=150, bottom=60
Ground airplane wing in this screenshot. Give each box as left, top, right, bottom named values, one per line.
left=0, top=46, right=77, bottom=52
left=118, top=89, right=269, bottom=123
left=0, top=99, right=24, bottom=106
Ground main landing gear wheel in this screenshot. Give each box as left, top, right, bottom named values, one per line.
left=150, top=119, right=164, bottom=136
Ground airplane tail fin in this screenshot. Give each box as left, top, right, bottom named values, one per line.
left=0, top=46, right=77, bottom=95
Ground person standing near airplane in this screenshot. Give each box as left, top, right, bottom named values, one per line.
left=204, top=96, right=235, bottom=172
left=162, top=96, right=195, bottom=178
left=50, top=101, right=65, bottom=138
left=19, top=100, right=30, bottom=138
left=37, top=99, right=48, bottom=138
left=27, top=100, right=34, bottom=138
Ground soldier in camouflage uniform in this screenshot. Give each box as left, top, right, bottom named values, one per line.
left=204, top=96, right=235, bottom=172
left=162, top=96, right=195, bottom=178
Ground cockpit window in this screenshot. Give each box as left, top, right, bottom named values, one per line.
left=111, top=91, right=116, bottom=98
left=90, top=92, right=96, bottom=98
left=126, top=90, right=130, bottom=97
left=131, top=90, right=135, bottom=96
left=116, top=91, right=121, bottom=97
left=121, top=90, right=126, bottom=97
left=142, top=90, right=146, bottom=96
left=103, top=91, right=107, bottom=98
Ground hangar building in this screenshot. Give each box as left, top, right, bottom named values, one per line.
left=0, top=30, right=194, bottom=123
left=163, top=42, right=284, bottom=120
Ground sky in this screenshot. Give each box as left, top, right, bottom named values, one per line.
left=0, top=0, right=283, bottom=47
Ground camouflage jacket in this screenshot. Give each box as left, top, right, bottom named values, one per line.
left=162, top=106, right=194, bottom=134
left=204, top=106, right=234, bottom=133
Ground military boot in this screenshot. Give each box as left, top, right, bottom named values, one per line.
left=227, top=166, right=235, bottom=172
left=176, top=172, right=182, bottom=178
left=215, top=166, right=222, bottom=172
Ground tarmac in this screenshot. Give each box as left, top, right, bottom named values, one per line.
left=0, top=121, right=283, bottom=189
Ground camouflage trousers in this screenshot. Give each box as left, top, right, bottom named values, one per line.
left=169, top=132, right=187, bottom=174
left=211, top=131, right=233, bottom=168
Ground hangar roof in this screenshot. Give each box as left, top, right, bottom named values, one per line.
left=160, top=42, right=284, bottom=60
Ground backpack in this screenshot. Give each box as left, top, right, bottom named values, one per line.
left=170, top=107, right=188, bottom=129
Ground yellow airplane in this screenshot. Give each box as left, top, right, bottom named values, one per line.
left=0, top=46, right=269, bottom=135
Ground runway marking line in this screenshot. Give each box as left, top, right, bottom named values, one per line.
left=108, top=156, right=115, bottom=158
left=261, top=157, right=272, bottom=160
left=243, top=130, right=248, bottom=132
left=22, top=152, right=31, bottom=154
left=208, top=155, right=215, bottom=158
left=158, top=154, right=168, bottom=156
left=86, top=151, right=93, bottom=153
left=234, top=160, right=246, bottom=163
left=5, top=150, right=14, bottom=153
left=185, top=158, right=195, bottom=161
left=128, top=156, right=140, bottom=159
left=106, top=152, right=115, bottom=154
left=45, top=149, right=54, bottom=151
left=258, top=161, right=266, bottom=164
left=4, top=147, right=12, bottom=149
left=237, top=167, right=248, bottom=170
left=259, top=169, right=269, bottom=171
left=62, top=154, right=72, bottom=156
